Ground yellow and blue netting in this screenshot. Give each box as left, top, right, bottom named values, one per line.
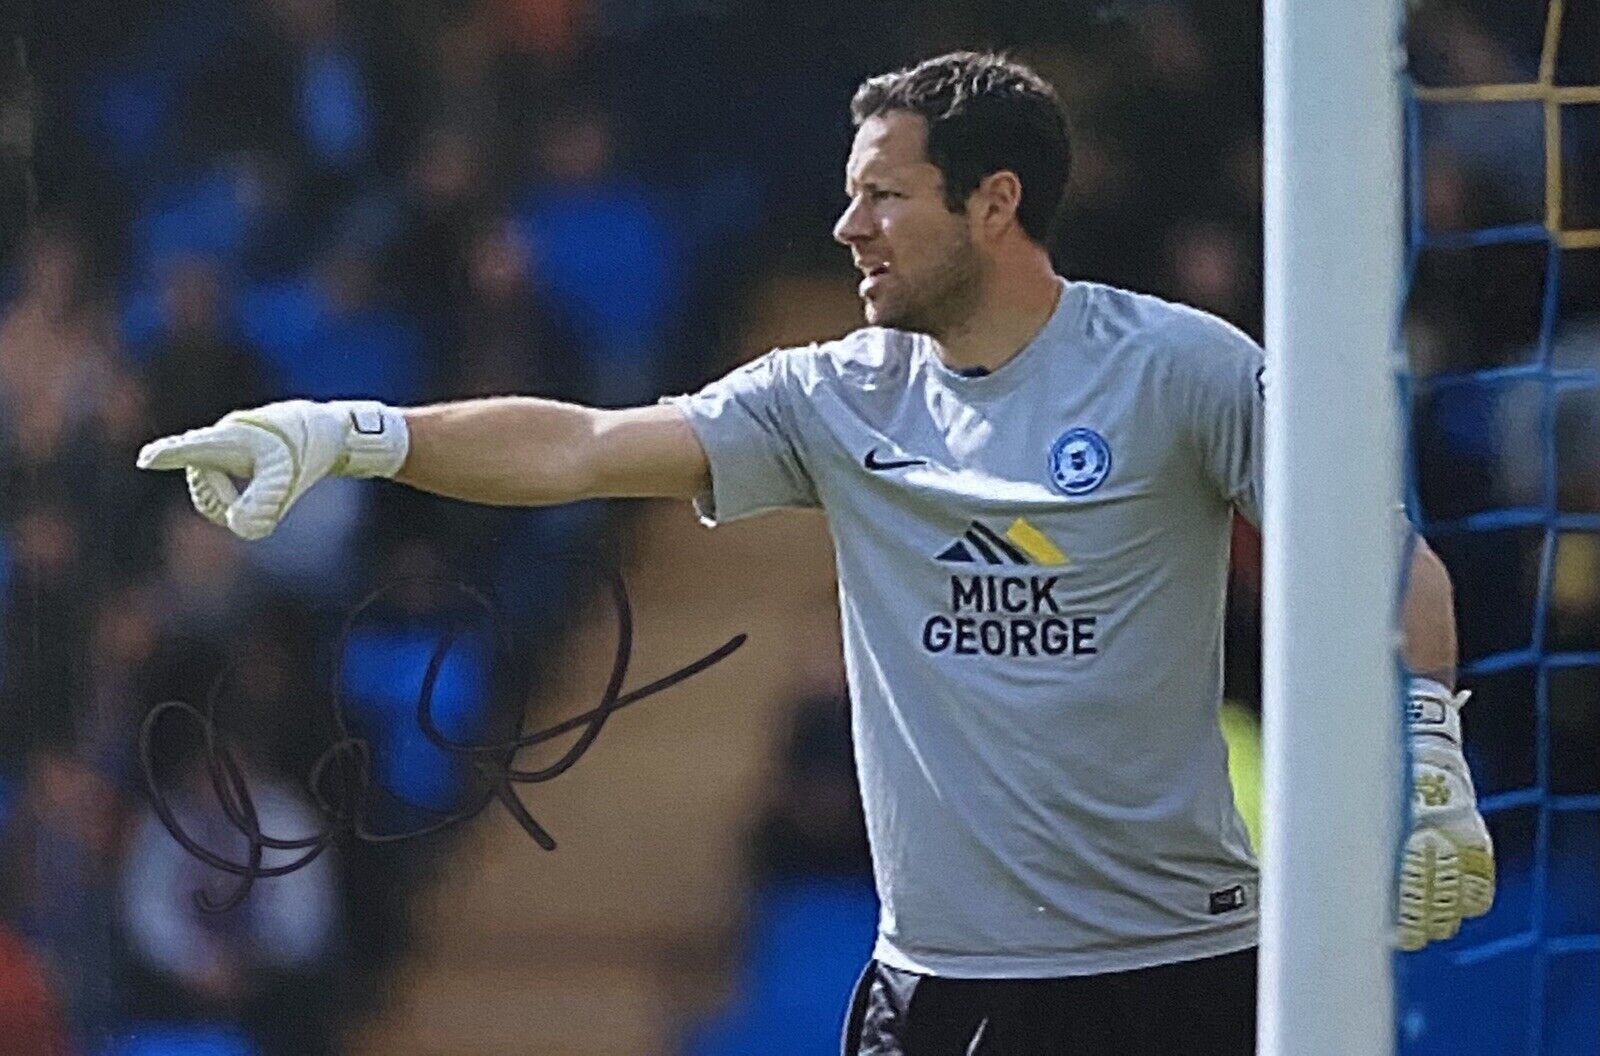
left=1400, top=2, right=1600, bottom=1053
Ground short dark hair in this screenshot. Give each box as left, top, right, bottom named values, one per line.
left=850, top=52, right=1071, bottom=245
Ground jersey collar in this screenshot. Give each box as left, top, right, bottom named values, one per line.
left=919, top=277, right=1086, bottom=397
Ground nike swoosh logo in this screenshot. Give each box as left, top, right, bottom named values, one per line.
left=864, top=448, right=927, bottom=471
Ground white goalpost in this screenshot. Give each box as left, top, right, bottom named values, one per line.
left=1261, top=0, right=1405, bottom=1054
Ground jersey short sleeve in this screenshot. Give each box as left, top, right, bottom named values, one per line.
left=1161, top=312, right=1266, bottom=527
left=661, top=347, right=821, bottom=525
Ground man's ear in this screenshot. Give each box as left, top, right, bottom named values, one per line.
left=972, top=170, right=1024, bottom=238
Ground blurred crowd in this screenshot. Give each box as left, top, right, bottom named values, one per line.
left=0, top=0, right=1594, bottom=1052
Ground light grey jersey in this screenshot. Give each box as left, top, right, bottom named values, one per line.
left=665, top=279, right=1264, bottom=977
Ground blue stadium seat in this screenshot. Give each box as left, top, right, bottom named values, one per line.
left=338, top=625, right=491, bottom=822
left=100, top=1023, right=257, bottom=1056
left=683, top=876, right=878, bottom=1056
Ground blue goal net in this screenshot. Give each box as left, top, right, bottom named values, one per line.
left=1399, top=2, right=1600, bottom=1053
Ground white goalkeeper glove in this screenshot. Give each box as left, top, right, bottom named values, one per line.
left=1398, top=678, right=1496, bottom=952
left=136, top=399, right=409, bottom=540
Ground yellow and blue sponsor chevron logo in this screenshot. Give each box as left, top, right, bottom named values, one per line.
left=935, top=518, right=1069, bottom=566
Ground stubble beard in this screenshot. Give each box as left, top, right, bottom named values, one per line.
left=867, top=232, right=983, bottom=340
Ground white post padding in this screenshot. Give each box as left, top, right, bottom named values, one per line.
left=1261, top=0, right=1404, bottom=1053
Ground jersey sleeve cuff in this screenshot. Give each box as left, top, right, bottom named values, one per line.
left=659, top=394, right=729, bottom=526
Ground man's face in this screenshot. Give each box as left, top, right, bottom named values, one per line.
left=833, top=111, right=981, bottom=335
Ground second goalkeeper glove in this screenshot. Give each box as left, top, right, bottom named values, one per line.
left=1398, top=678, right=1496, bottom=952
left=136, top=399, right=409, bottom=540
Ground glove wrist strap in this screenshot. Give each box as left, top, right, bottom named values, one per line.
left=1407, top=676, right=1465, bottom=747
left=332, top=400, right=410, bottom=479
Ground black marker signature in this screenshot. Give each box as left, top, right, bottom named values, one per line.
left=138, top=556, right=746, bottom=913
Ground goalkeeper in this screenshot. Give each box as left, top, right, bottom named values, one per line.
left=140, top=52, right=1491, bottom=1056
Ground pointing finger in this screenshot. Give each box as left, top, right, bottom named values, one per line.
left=137, top=424, right=257, bottom=477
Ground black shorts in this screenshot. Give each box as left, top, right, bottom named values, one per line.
left=841, top=947, right=1257, bottom=1056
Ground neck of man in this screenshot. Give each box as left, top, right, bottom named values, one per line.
left=930, top=249, right=1061, bottom=375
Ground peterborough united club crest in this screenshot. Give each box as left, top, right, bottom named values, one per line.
left=1047, top=427, right=1112, bottom=496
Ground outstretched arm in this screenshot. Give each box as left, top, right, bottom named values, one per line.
left=394, top=398, right=710, bottom=506
left=137, top=396, right=711, bottom=539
